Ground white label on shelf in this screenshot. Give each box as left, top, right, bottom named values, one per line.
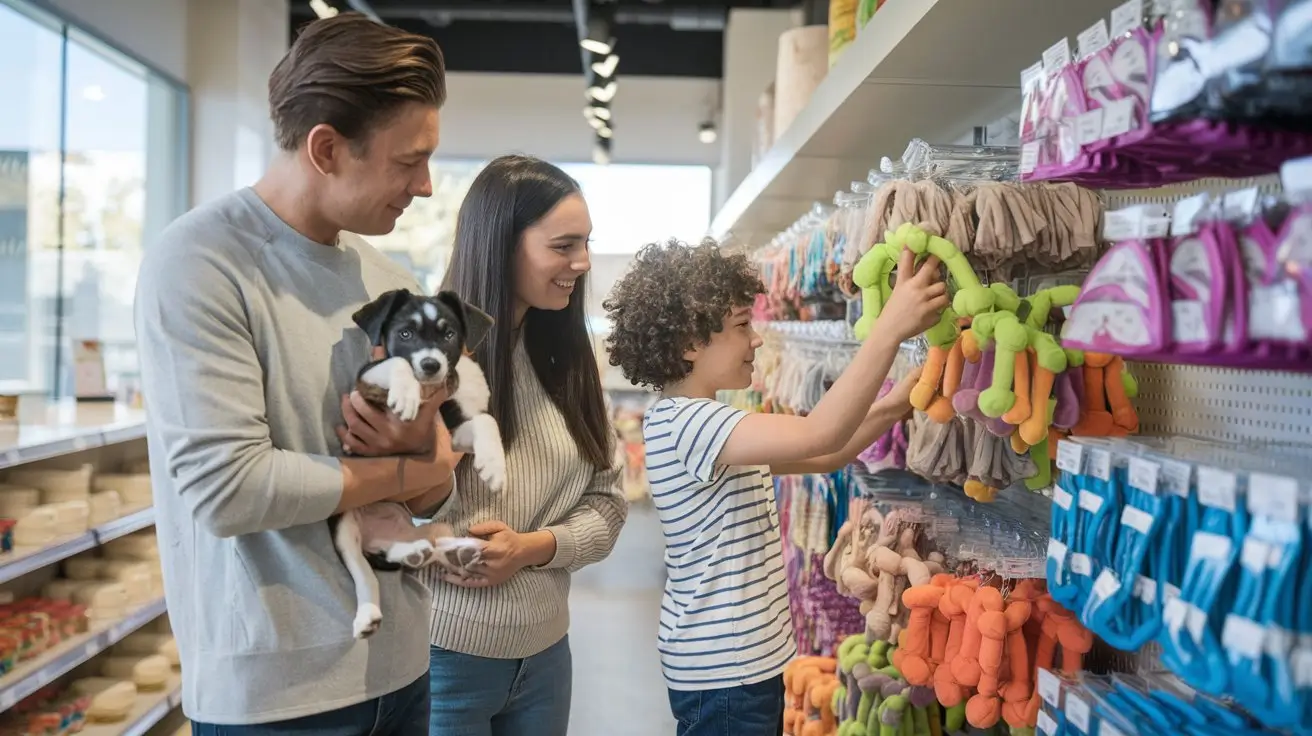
left=1141, top=209, right=1172, bottom=238
left=1087, top=449, right=1112, bottom=481
left=1076, top=109, right=1106, bottom=145
left=1196, top=466, right=1238, bottom=511
left=1053, top=486, right=1074, bottom=510
left=1121, top=505, right=1154, bottom=534
left=1111, top=0, right=1145, bottom=38
left=1078, top=490, right=1105, bottom=514
left=1078, top=20, right=1112, bottom=59
left=1171, top=193, right=1210, bottom=236
left=1043, top=38, right=1073, bottom=74
left=1128, top=457, right=1160, bottom=493
left=1070, top=552, right=1093, bottom=577
left=1102, top=208, right=1140, bottom=242
left=1037, top=668, right=1062, bottom=706
left=1248, top=473, right=1300, bottom=523
left=1101, top=97, right=1137, bottom=139
left=1056, top=440, right=1084, bottom=474
left=1221, top=615, right=1266, bottom=657
left=1067, top=693, right=1092, bottom=733
left=1135, top=575, right=1158, bottom=605
left=1038, top=711, right=1058, bottom=736
left=1240, top=538, right=1271, bottom=574
left=1223, top=187, right=1260, bottom=222
left=1161, top=459, right=1193, bottom=497
left=1190, top=531, right=1234, bottom=561
left=1092, top=569, right=1122, bottom=601
left=1021, top=142, right=1040, bottom=174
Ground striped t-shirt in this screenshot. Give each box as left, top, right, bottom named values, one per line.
left=643, top=397, right=795, bottom=691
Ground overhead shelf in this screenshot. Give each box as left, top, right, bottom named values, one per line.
left=0, top=597, right=168, bottom=710
left=710, top=0, right=1124, bottom=244
left=0, top=401, right=147, bottom=472
left=0, top=507, right=155, bottom=586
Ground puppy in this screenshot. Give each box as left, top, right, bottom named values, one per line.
left=329, top=288, right=507, bottom=639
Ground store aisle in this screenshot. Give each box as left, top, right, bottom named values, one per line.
left=568, top=499, right=676, bottom=735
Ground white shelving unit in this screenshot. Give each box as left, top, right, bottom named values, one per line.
left=711, top=0, right=1125, bottom=245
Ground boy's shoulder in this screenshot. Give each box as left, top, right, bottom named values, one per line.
left=642, top=396, right=736, bottom=428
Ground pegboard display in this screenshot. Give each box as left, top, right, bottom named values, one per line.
left=1130, top=362, right=1312, bottom=448
left=1100, top=174, right=1282, bottom=210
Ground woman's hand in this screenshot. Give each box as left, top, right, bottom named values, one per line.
left=440, top=522, right=558, bottom=588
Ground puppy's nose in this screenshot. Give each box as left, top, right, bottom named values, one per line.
left=420, top=358, right=441, bottom=375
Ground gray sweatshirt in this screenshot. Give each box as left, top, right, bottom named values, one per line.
left=134, top=187, right=432, bottom=725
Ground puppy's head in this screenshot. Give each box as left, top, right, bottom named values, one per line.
left=352, top=289, right=494, bottom=384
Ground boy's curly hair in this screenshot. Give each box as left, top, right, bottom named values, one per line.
left=603, top=238, right=765, bottom=391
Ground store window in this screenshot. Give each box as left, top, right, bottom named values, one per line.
left=0, top=0, right=188, bottom=398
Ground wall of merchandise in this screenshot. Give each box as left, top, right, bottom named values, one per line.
left=719, top=1, right=1312, bottom=735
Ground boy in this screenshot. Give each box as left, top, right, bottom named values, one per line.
left=602, top=238, right=947, bottom=735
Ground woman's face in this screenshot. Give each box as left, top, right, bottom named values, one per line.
left=514, top=193, right=593, bottom=317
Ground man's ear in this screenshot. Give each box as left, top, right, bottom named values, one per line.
left=435, top=291, right=495, bottom=350
left=352, top=289, right=412, bottom=347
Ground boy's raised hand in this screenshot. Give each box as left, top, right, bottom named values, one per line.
left=880, top=248, right=950, bottom=342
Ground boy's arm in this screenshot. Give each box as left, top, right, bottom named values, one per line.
left=770, top=370, right=917, bottom=476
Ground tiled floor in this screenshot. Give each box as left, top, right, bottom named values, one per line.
left=568, top=499, right=676, bottom=735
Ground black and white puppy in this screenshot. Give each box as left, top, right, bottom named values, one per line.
left=329, top=288, right=507, bottom=639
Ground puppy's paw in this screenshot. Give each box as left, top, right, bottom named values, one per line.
left=473, top=448, right=507, bottom=493
left=435, top=538, right=486, bottom=573
left=387, top=379, right=422, bottom=422
left=352, top=603, right=383, bottom=639
left=385, top=539, right=436, bottom=568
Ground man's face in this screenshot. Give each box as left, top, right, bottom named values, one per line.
left=321, top=102, right=439, bottom=236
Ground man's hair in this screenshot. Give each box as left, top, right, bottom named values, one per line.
left=603, top=238, right=765, bottom=391
left=268, top=13, right=446, bottom=152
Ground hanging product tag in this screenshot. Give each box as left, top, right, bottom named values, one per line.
left=1222, top=188, right=1261, bottom=223
left=1101, top=97, right=1138, bottom=139
left=1056, top=439, right=1085, bottom=474
left=1102, top=208, right=1142, bottom=242
left=1247, top=473, right=1300, bottom=523
left=1078, top=20, right=1112, bottom=59
left=1087, top=448, right=1112, bottom=482
left=1043, top=38, right=1073, bottom=75
left=1170, top=193, right=1211, bottom=236
left=1280, top=155, right=1312, bottom=201
left=1066, top=693, right=1092, bottom=734
left=1196, top=466, right=1238, bottom=512
left=1037, top=668, right=1062, bottom=707
left=1021, top=142, right=1040, bottom=175
left=1128, top=457, right=1160, bottom=493
left=1021, top=60, right=1045, bottom=92
left=1111, top=0, right=1146, bottom=37
left=1160, top=459, right=1192, bottom=497
left=1076, top=109, right=1106, bottom=145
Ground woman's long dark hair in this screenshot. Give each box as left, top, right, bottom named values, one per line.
left=443, top=155, right=613, bottom=470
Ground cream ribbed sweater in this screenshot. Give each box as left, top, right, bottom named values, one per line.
left=424, top=339, right=628, bottom=658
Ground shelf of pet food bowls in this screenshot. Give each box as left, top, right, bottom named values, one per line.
left=0, top=399, right=147, bottom=472
left=0, top=597, right=167, bottom=710
left=709, top=0, right=1124, bottom=245
left=79, top=675, right=182, bottom=736
left=0, top=507, right=156, bottom=586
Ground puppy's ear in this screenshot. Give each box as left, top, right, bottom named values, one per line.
left=352, top=289, right=412, bottom=347
left=435, top=290, right=495, bottom=351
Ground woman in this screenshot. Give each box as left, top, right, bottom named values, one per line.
left=425, top=154, right=628, bottom=735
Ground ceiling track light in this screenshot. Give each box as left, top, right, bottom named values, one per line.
left=698, top=121, right=718, bottom=144
left=591, top=53, right=619, bottom=78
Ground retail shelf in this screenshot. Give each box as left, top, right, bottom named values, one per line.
left=0, top=506, right=155, bottom=586
left=0, top=597, right=168, bottom=710
left=80, top=676, right=182, bottom=736
left=0, top=400, right=147, bottom=472
left=709, top=0, right=1124, bottom=245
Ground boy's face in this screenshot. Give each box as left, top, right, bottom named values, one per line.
left=683, top=305, right=763, bottom=392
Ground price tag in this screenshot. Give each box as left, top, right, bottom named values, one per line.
left=1190, top=531, right=1233, bottom=561
left=1163, top=582, right=1182, bottom=606
left=1221, top=615, right=1266, bottom=657
left=1079, top=490, right=1105, bottom=514
left=1111, top=0, right=1145, bottom=37
left=1038, top=711, right=1059, bottom=736
left=1043, top=38, right=1073, bottom=74
left=1093, top=569, right=1122, bottom=601
left=1101, top=97, right=1137, bottom=139
left=1128, top=457, right=1160, bottom=493
left=1135, top=575, right=1158, bottom=605
left=1070, top=552, right=1093, bottom=577
left=1280, top=155, right=1312, bottom=198
left=1078, top=20, right=1112, bottom=59
left=1170, top=193, right=1211, bottom=236
left=1121, top=505, right=1154, bottom=533
left=1053, top=486, right=1074, bottom=510
left=1267, top=626, right=1292, bottom=658
left=1102, top=208, right=1140, bottom=242
left=1186, top=604, right=1209, bottom=642
left=1172, top=301, right=1210, bottom=343
left=1087, top=449, right=1112, bottom=481
left=1037, top=668, right=1062, bottom=706
left=1056, top=440, right=1085, bottom=474
left=1240, top=538, right=1271, bottom=574
left=1021, top=142, right=1040, bottom=175
left=1196, top=466, right=1238, bottom=511
left=1075, top=109, right=1106, bottom=145
left=1048, top=537, right=1069, bottom=562
left=1163, top=597, right=1188, bottom=633
left=1160, top=459, right=1192, bottom=497
left=1021, top=60, right=1045, bottom=92
left=1142, top=209, right=1172, bottom=238
left=1223, top=187, right=1260, bottom=222
left=1248, top=473, right=1300, bottom=523
left=1067, top=693, right=1092, bottom=733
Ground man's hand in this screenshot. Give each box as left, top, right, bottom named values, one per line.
left=438, top=520, right=528, bottom=588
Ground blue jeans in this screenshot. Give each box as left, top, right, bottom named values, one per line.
left=190, top=672, right=428, bottom=735
left=667, top=675, right=785, bottom=736
left=428, top=635, right=572, bottom=736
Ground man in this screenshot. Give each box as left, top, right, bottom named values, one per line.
left=134, top=13, right=452, bottom=733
